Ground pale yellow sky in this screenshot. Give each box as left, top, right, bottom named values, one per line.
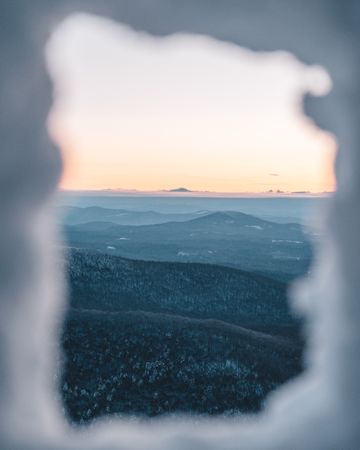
left=47, top=13, right=336, bottom=194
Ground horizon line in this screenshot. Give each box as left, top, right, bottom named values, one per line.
left=58, top=187, right=334, bottom=198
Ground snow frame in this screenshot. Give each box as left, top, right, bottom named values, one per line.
left=0, top=1, right=359, bottom=449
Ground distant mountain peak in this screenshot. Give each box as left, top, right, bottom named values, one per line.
left=190, top=210, right=270, bottom=227
left=169, top=187, right=192, bottom=192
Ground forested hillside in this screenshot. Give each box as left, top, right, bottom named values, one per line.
left=61, top=249, right=303, bottom=424
left=67, top=249, right=296, bottom=330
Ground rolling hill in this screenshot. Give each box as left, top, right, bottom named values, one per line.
left=59, top=205, right=209, bottom=226
left=61, top=249, right=303, bottom=423
left=63, top=211, right=313, bottom=281
left=66, top=248, right=296, bottom=330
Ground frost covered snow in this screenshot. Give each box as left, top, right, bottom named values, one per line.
left=1, top=1, right=360, bottom=449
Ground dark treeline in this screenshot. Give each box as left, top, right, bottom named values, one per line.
left=61, top=249, right=304, bottom=424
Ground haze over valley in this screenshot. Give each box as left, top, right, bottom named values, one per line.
left=58, top=195, right=317, bottom=423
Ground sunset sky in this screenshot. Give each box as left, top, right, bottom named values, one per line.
left=47, top=14, right=336, bottom=194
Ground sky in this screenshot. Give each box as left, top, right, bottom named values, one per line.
left=47, top=13, right=336, bottom=194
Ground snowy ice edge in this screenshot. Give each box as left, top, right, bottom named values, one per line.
left=1, top=1, right=360, bottom=449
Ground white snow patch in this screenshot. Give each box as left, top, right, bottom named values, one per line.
left=245, top=225, right=263, bottom=230
left=272, top=239, right=303, bottom=244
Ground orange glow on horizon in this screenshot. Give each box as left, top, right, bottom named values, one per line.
left=57, top=131, right=336, bottom=194
left=48, top=14, right=336, bottom=196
